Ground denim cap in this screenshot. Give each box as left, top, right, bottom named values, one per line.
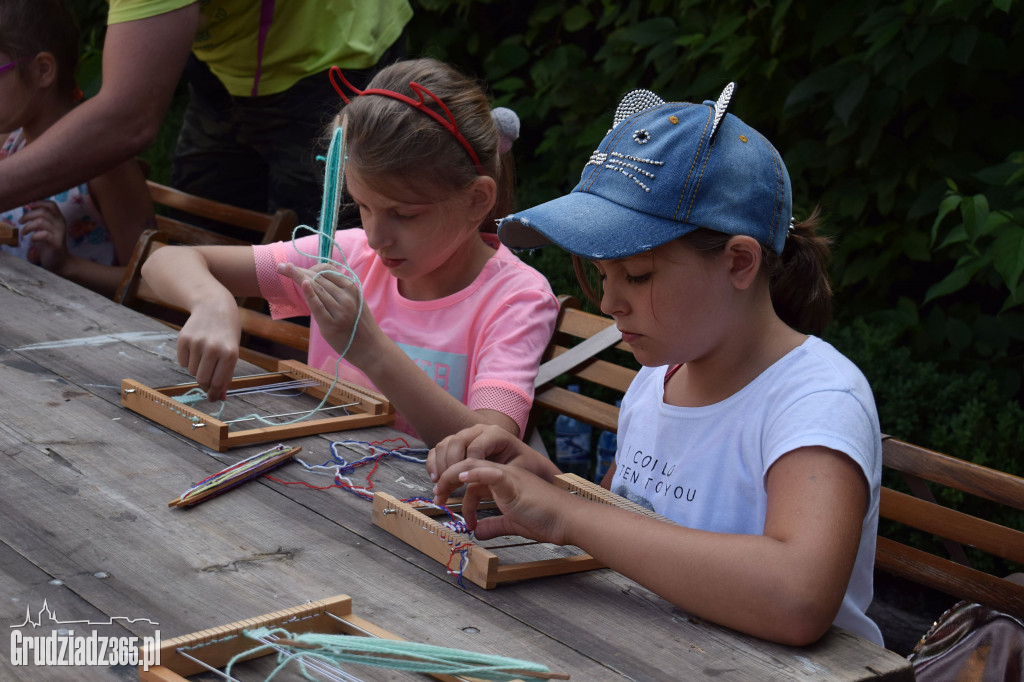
left=498, top=84, right=792, bottom=258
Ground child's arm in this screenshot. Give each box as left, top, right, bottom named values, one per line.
left=435, top=440, right=867, bottom=647
left=279, top=262, right=524, bottom=447
left=141, top=244, right=261, bottom=400
left=23, top=159, right=155, bottom=297
left=88, top=157, right=155, bottom=268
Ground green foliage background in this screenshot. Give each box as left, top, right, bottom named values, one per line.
left=66, top=1, right=1023, bottom=557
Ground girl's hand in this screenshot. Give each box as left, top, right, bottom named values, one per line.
left=176, top=293, right=242, bottom=401
left=427, top=424, right=561, bottom=483
left=19, top=201, right=69, bottom=272
left=433, top=459, right=572, bottom=544
left=278, top=262, right=386, bottom=366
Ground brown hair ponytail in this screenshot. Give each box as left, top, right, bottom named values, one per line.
left=765, top=206, right=832, bottom=335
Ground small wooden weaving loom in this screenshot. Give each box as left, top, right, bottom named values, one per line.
left=138, top=594, right=561, bottom=682
left=122, top=360, right=394, bottom=452
left=372, top=474, right=672, bottom=589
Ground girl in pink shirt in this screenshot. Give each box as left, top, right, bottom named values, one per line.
left=142, top=58, right=558, bottom=445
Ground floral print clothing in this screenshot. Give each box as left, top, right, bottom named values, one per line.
left=0, top=129, right=116, bottom=265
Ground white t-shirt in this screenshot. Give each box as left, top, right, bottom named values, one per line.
left=611, top=336, right=883, bottom=644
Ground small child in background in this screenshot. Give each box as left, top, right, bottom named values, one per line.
left=0, top=0, right=153, bottom=297
left=141, top=58, right=559, bottom=446
left=429, top=85, right=884, bottom=647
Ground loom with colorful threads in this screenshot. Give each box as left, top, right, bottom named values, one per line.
left=137, top=593, right=568, bottom=681
left=260, top=438, right=479, bottom=586
left=121, top=361, right=394, bottom=452
left=372, top=473, right=675, bottom=590
left=123, top=109, right=373, bottom=444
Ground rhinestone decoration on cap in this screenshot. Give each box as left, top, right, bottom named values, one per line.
left=709, top=82, right=735, bottom=142
left=612, top=89, right=664, bottom=128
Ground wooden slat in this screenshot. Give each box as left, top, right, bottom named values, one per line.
left=556, top=307, right=633, bottom=353
left=882, top=437, right=1024, bottom=511
left=147, top=180, right=298, bottom=244
left=879, top=487, right=1024, bottom=564
left=534, top=385, right=619, bottom=433
left=875, top=537, right=1024, bottom=620
left=546, top=344, right=636, bottom=393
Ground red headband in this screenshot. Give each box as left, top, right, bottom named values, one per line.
left=329, top=66, right=484, bottom=175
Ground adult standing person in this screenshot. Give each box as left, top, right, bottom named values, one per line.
left=0, top=1, right=412, bottom=227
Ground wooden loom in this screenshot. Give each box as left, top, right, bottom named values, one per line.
left=372, top=473, right=672, bottom=589
left=137, top=594, right=502, bottom=682
left=122, top=360, right=394, bottom=452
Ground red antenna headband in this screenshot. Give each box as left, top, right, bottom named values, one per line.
left=329, top=66, right=484, bottom=175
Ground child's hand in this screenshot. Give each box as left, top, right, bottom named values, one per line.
left=427, top=424, right=561, bottom=483
left=19, top=201, right=68, bottom=272
left=278, top=262, right=385, bottom=366
left=176, top=295, right=242, bottom=401
left=433, top=459, right=572, bottom=545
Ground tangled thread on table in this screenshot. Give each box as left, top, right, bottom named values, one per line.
left=264, top=438, right=475, bottom=587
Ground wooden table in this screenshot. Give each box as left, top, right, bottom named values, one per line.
left=0, top=253, right=914, bottom=681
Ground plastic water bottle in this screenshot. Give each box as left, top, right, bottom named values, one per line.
left=594, top=400, right=620, bottom=483
left=554, top=385, right=592, bottom=478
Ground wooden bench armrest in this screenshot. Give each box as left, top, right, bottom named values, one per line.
left=880, top=487, right=1024, bottom=564
left=875, top=536, right=1024, bottom=620
left=882, top=436, right=1024, bottom=511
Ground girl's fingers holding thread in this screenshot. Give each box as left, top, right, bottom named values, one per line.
left=428, top=425, right=490, bottom=481
left=432, top=457, right=487, bottom=505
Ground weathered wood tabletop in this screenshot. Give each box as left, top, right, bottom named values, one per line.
left=0, top=253, right=914, bottom=681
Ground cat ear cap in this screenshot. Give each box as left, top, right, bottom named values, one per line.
left=498, top=83, right=792, bottom=258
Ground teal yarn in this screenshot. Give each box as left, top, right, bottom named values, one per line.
left=173, top=387, right=226, bottom=420
left=227, top=627, right=554, bottom=681
left=318, top=123, right=346, bottom=263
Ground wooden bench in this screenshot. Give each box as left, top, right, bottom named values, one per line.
left=146, top=179, right=298, bottom=246
left=529, top=298, right=1024, bottom=621
left=877, top=435, right=1024, bottom=620
left=529, top=296, right=636, bottom=436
